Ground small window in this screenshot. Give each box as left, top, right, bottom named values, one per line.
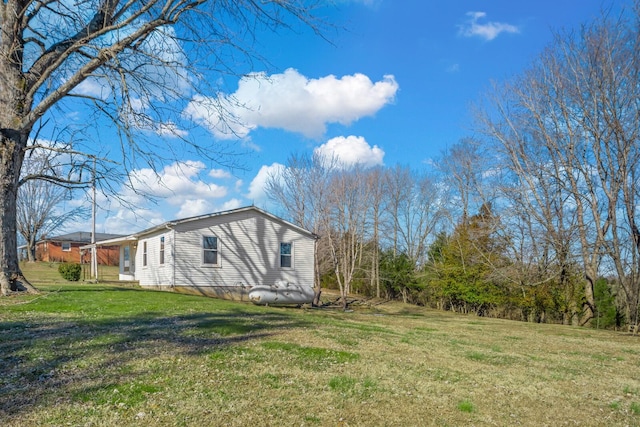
left=159, top=236, right=165, bottom=265
left=62, top=242, right=71, bottom=252
left=203, top=236, right=218, bottom=266
left=143, top=241, right=148, bottom=267
left=280, top=242, right=292, bottom=268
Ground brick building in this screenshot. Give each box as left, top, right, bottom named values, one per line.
left=34, top=232, right=123, bottom=266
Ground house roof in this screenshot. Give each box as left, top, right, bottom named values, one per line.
left=39, top=231, right=125, bottom=244
left=89, top=206, right=317, bottom=248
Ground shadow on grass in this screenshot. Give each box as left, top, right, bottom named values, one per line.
left=34, top=285, right=147, bottom=292
left=0, top=306, right=310, bottom=419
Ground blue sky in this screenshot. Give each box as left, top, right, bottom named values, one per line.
left=64, top=0, right=625, bottom=235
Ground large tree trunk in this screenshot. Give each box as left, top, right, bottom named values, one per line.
left=0, top=6, right=38, bottom=295
left=579, top=272, right=597, bottom=326
left=0, top=132, right=37, bottom=295
left=28, top=237, right=36, bottom=262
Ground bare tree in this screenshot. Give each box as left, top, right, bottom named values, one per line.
left=268, top=157, right=448, bottom=305
left=322, top=166, right=372, bottom=309
left=365, top=167, right=385, bottom=298
left=0, top=0, right=323, bottom=294
left=265, top=152, right=335, bottom=306
left=480, top=6, right=640, bottom=326
left=377, top=164, right=446, bottom=296
left=382, top=165, right=414, bottom=256
left=494, top=132, right=583, bottom=324
left=17, top=152, right=88, bottom=261
left=436, top=138, right=490, bottom=227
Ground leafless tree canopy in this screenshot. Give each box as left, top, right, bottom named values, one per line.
left=481, top=6, right=640, bottom=326
left=17, top=152, right=88, bottom=261
left=0, top=0, right=323, bottom=294
left=266, top=4, right=640, bottom=328
left=266, top=154, right=447, bottom=309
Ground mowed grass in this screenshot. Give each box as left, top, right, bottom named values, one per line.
left=14, top=261, right=121, bottom=284
left=1, top=264, right=639, bottom=426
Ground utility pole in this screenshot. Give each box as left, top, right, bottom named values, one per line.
left=91, top=157, right=98, bottom=281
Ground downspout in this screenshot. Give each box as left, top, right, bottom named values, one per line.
left=91, top=157, right=97, bottom=281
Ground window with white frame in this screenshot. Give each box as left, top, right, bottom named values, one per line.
left=280, top=242, right=292, bottom=268
left=203, top=236, right=219, bottom=266
left=61, top=242, right=71, bottom=252
left=142, top=241, right=148, bottom=267
left=159, top=236, right=165, bottom=265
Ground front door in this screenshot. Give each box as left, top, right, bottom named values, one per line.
left=122, top=245, right=135, bottom=275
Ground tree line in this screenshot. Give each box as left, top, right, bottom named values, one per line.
left=267, top=8, right=640, bottom=330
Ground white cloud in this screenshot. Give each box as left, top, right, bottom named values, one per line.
left=314, top=135, right=384, bottom=169
left=73, top=78, right=110, bottom=98
left=155, top=122, right=188, bottom=138
left=247, top=163, right=284, bottom=203
left=119, top=99, right=189, bottom=138
left=102, top=207, right=166, bottom=235
left=219, top=198, right=244, bottom=211
left=98, top=161, right=229, bottom=228
left=173, top=195, right=244, bottom=220
left=126, top=26, right=192, bottom=101
left=68, top=161, right=239, bottom=235
left=176, top=198, right=214, bottom=218
left=459, top=11, right=519, bottom=41
left=130, top=97, right=147, bottom=112
left=209, top=168, right=232, bottom=179
left=127, top=160, right=227, bottom=206
left=184, top=68, right=398, bottom=140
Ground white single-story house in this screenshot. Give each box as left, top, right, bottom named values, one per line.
left=88, top=206, right=317, bottom=301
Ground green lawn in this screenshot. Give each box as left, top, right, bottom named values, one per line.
left=17, top=261, right=121, bottom=284
left=1, top=263, right=639, bottom=426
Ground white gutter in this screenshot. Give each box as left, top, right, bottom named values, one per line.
left=79, top=235, right=138, bottom=250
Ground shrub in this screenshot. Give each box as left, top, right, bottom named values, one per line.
left=594, top=278, right=624, bottom=329
left=58, top=263, right=82, bottom=281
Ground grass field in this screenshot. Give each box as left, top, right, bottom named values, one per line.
left=1, top=263, right=640, bottom=426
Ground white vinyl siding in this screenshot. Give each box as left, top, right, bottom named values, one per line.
left=170, top=210, right=314, bottom=289
left=135, top=231, right=174, bottom=286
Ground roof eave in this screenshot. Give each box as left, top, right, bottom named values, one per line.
left=80, top=235, right=139, bottom=249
